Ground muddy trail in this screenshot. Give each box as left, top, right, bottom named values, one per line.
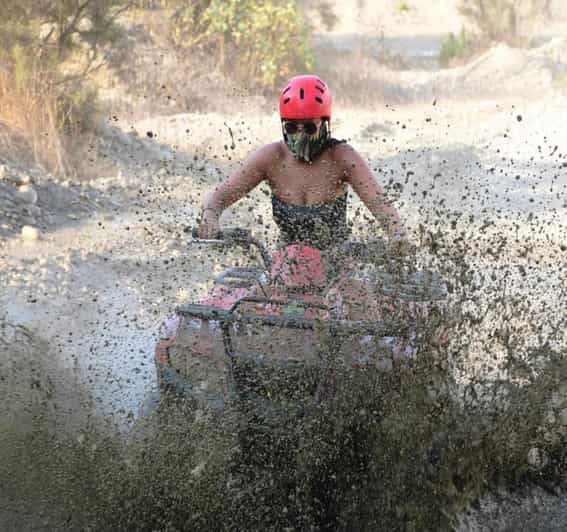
left=1, top=97, right=566, bottom=530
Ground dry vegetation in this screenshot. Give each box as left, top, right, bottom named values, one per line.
left=458, top=0, right=552, bottom=46
left=0, top=0, right=124, bottom=175
left=440, top=0, right=553, bottom=66
left=0, top=58, right=98, bottom=175
left=0, top=0, right=328, bottom=176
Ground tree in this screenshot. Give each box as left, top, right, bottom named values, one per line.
left=0, top=1, right=129, bottom=175
left=170, top=0, right=314, bottom=87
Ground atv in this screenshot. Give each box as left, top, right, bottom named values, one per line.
left=153, top=228, right=450, bottom=414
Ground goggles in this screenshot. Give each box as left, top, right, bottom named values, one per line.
left=283, top=120, right=321, bottom=136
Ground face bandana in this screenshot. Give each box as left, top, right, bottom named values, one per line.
left=284, top=120, right=330, bottom=162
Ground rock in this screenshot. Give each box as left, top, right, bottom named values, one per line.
left=21, top=225, right=41, bottom=241
left=1, top=171, right=24, bottom=187
left=28, top=205, right=42, bottom=217
left=17, top=185, right=38, bottom=205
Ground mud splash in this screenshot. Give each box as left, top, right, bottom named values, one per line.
left=2, top=271, right=565, bottom=531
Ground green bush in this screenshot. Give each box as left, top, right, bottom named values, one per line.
left=439, top=28, right=469, bottom=67
left=0, top=0, right=124, bottom=59
left=171, top=0, right=314, bottom=88
left=58, top=82, right=100, bottom=135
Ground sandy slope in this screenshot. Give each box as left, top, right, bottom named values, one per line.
left=326, top=0, right=567, bottom=38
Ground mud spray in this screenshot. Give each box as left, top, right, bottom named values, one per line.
left=1, top=229, right=565, bottom=532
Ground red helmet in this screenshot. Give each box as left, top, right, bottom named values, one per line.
left=279, top=75, right=332, bottom=120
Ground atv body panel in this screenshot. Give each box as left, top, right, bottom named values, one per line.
left=155, top=236, right=448, bottom=410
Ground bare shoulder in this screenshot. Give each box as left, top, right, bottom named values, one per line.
left=248, top=141, right=285, bottom=167
left=330, top=141, right=361, bottom=161
left=243, top=142, right=282, bottom=174
left=328, top=141, right=366, bottom=171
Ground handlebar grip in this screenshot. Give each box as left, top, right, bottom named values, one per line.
left=190, top=227, right=224, bottom=240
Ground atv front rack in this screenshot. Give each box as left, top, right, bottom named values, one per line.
left=176, top=297, right=407, bottom=358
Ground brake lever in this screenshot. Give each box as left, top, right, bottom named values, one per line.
left=189, top=238, right=228, bottom=246
left=188, top=230, right=253, bottom=252
left=188, top=226, right=225, bottom=245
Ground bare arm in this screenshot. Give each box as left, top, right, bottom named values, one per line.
left=339, top=145, right=407, bottom=238
left=203, top=145, right=271, bottom=212
left=198, top=145, right=272, bottom=237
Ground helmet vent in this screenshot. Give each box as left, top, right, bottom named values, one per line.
left=315, top=85, right=325, bottom=93
left=315, top=97, right=323, bottom=104
left=300, top=88, right=305, bottom=99
left=283, top=97, right=290, bottom=104
left=283, top=86, right=291, bottom=94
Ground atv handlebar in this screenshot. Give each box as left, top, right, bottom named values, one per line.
left=190, top=227, right=414, bottom=272
left=190, top=227, right=272, bottom=269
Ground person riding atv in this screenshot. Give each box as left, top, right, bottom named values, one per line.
left=198, top=74, right=410, bottom=273
left=197, top=74, right=415, bottom=320
left=154, top=75, right=449, bottom=412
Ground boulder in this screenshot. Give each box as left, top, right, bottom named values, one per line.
left=21, top=225, right=41, bottom=241
left=17, top=184, right=38, bottom=205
